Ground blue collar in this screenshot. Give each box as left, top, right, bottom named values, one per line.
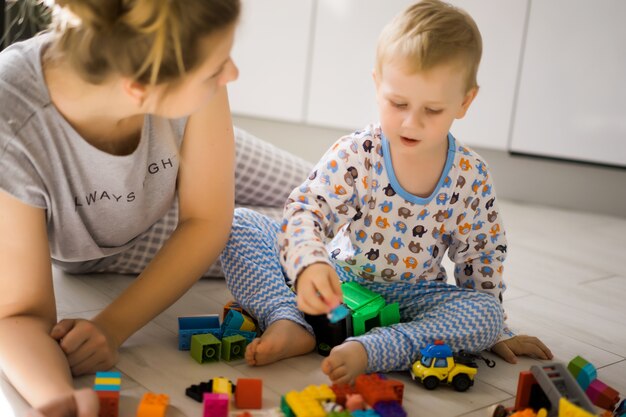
left=381, top=132, right=456, bottom=205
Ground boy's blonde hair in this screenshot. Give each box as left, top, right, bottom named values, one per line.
left=376, top=0, right=482, bottom=92
left=48, top=0, right=240, bottom=85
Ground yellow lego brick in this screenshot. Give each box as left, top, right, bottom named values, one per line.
left=137, top=392, right=169, bottom=417
left=240, top=314, right=257, bottom=331
left=94, top=377, right=121, bottom=386
left=285, top=391, right=326, bottom=417
left=212, top=377, right=233, bottom=398
left=301, top=384, right=336, bottom=403
left=558, top=398, right=596, bottom=417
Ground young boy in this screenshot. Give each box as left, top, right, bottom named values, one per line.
left=220, top=0, right=552, bottom=384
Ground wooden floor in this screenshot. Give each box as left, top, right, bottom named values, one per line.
left=2, top=200, right=625, bottom=417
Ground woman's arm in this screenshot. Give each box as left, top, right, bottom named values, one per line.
left=90, top=86, right=235, bottom=349
left=0, top=190, right=76, bottom=407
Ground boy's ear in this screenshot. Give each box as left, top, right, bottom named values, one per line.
left=121, top=78, right=148, bottom=107
left=456, top=87, right=479, bottom=119
left=372, top=68, right=380, bottom=87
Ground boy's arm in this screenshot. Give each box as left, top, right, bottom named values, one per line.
left=0, top=190, right=78, bottom=407
left=279, top=135, right=364, bottom=285
left=88, top=87, right=235, bottom=350
left=447, top=160, right=512, bottom=339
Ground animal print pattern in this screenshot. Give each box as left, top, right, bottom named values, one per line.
left=280, top=124, right=508, bottom=302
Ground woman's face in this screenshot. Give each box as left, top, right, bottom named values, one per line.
left=145, top=24, right=239, bottom=118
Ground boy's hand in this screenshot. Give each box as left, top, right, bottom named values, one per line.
left=295, top=263, right=343, bottom=315
left=491, top=335, right=553, bottom=364
left=26, top=388, right=99, bottom=417
left=50, top=318, right=119, bottom=376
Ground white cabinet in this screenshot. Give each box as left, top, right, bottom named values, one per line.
left=228, top=0, right=315, bottom=122
left=510, top=1, right=626, bottom=166
left=305, top=0, right=413, bottom=132
left=306, top=0, right=529, bottom=151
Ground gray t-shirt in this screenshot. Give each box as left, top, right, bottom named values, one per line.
left=0, top=34, right=186, bottom=269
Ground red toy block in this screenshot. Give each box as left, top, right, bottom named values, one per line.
left=96, top=390, right=119, bottom=417
left=514, top=371, right=538, bottom=410
left=585, top=379, right=619, bottom=411
left=355, top=374, right=398, bottom=407
left=330, top=383, right=357, bottom=407
left=235, top=378, right=263, bottom=409
left=136, top=393, right=169, bottom=417
left=380, top=377, right=404, bottom=404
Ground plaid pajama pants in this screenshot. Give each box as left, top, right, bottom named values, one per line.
left=220, top=208, right=505, bottom=373
left=86, top=127, right=313, bottom=276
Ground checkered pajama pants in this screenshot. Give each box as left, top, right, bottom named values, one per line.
left=220, top=208, right=505, bottom=373
left=92, top=127, right=313, bottom=276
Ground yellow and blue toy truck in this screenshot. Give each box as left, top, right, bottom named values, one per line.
left=410, top=340, right=494, bottom=392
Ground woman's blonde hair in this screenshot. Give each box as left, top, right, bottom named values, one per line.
left=376, top=0, right=482, bottom=92
left=48, top=0, right=240, bottom=85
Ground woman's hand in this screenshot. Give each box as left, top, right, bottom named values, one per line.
left=491, top=334, right=553, bottom=364
left=26, top=388, right=99, bottom=417
left=50, top=318, right=119, bottom=376
left=295, top=263, right=343, bottom=315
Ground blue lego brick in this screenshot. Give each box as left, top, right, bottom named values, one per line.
left=352, top=409, right=380, bottom=417
left=374, top=400, right=407, bottom=417
left=95, top=371, right=121, bottom=379
left=328, top=304, right=350, bottom=324
left=222, top=328, right=256, bottom=344
left=93, top=384, right=121, bottom=392
left=177, top=315, right=221, bottom=350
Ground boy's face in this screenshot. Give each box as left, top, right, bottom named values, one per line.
left=374, top=60, right=477, bottom=159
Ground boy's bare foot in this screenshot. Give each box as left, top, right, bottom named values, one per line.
left=245, top=319, right=315, bottom=366
left=321, top=341, right=368, bottom=385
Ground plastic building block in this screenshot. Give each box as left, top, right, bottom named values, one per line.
left=284, top=390, right=326, bottom=417
left=327, top=412, right=352, bottom=417
left=567, top=356, right=597, bottom=391
left=304, top=312, right=349, bottom=356
left=136, top=393, right=169, bottom=417
left=222, top=309, right=257, bottom=332
left=222, top=328, right=257, bottom=344
left=301, top=384, right=336, bottom=403
left=351, top=410, right=380, bottom=417
left=280, top=395, right=296, bottom=417
left=221, top=334, right=247, bottom=361
left=355, top=374, right=397, bottom=406
left=330, top=383, right=357, bottom=407
left=374, top=400, right=407, bottom=417
left=558, top=397, right=595, bottom=417
left=223, top=300, right=244, bottom=320
left=178, top=315, right=221, bottom=350
left=235, top=378, right=263, bottom=409
left=212, top=377, right=234, bottom=398
left=530, top=363, right=595, bottom=416
left=615, top=399, right=626, bottom=417
left=328, top=304, right=350, bottom=323
left=94, top=371, right=121, bottom=417
left=342, top=282, right=400, bottom=336
left=190, top=333, right=222, bottom=363
left=203, top=392, right=229, bottom=417
left=514, top=371, right=550, bottom=411
left=186, top=381, right=212, bottom=402
left=584, top=379, right=619, bottom=411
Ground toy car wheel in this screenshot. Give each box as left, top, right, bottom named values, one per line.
left=422, top=376, right=440, bottom=390
left=452, top=374, right=472, bottom=392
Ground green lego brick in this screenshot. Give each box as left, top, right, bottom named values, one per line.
left=280, top=395, right=295, bottom=417
left=380, top=302, right=400, bottom=327
left=221, top=335, right=246, bottom=361
left=190, top=333, right=221, bottom=363
left=341, top=282, right=381, bottom=311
